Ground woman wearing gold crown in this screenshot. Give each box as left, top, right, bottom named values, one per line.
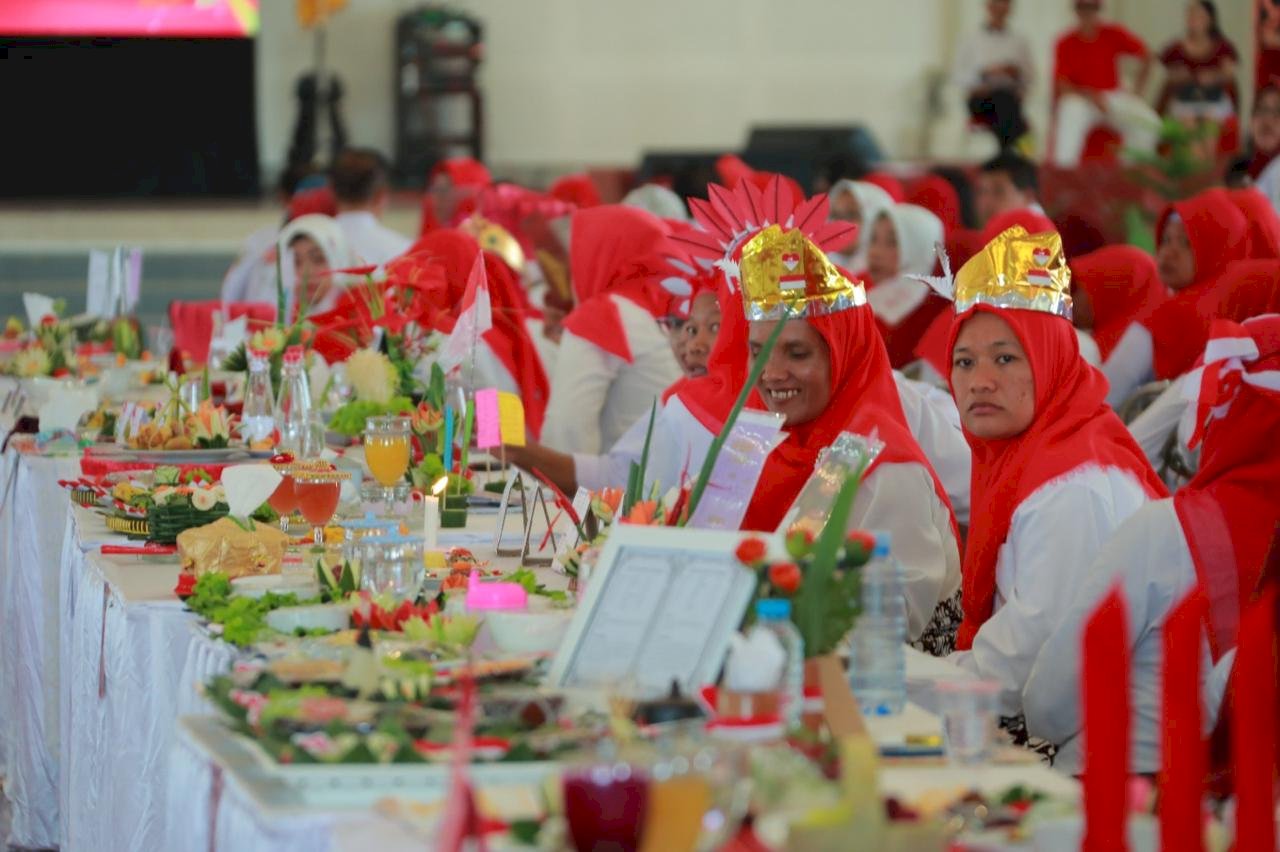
left=929, top=226, right=1168, bottom=729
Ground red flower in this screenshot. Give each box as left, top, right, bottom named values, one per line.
left=39, top=314, right=57, bottom=327
left=735, top=537, right=768, bottom=565
left=173, top=572, right=197, bottom=598
left=845, top=530, right=876, bottom=564
left=768, top=562, right=802, bottom=595
left=51, top=368, right=70, bottom=378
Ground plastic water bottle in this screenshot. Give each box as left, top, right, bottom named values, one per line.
left=849, top=532, right=907, bottom=715
left=275, top=345, right=311, bottom=455
left=754, top=598, right=805, bottom=730
left=241, top=348, right=276, bottom=448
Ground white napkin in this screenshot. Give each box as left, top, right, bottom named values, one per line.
left=22, top=293, right=56, bottom=328
left=723, top=628, right=786, bottom=692
left=221, top=464, right=282, bottom=518
left=38, top=387, right=99, bottom=433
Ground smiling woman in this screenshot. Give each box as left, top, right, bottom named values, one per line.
left=747, top=318, right=832, bottom=426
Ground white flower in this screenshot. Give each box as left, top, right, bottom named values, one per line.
left=345, top=348, right=397, bottom=405
left=152, top=486, right=177, bottom=504
left=191, top=488, right=219, bottom=512
left=10, top=347, right=51, bottom=378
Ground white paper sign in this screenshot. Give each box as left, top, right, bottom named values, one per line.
left=124, top=248, right=143, bottom=312
left=86, top=250, right=111, bottom=317
left=570, top=487, right=591, bottom=524
left=546, top=525, right=759, bottom=697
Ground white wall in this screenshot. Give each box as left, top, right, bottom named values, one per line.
left=253, top=0, right=1245, bottom=183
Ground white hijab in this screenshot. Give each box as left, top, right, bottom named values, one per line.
left=865, top=204, right=945, bottom=328
left=827, top=179, right=896, bottom=273
left=622, top=184, right=690, bottom=221
left=276, top=214, right=354, bottom=316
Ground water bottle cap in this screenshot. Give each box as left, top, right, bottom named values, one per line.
left=283, top=345, right=304, bottom=364
left=873, top=531, right=891, bottom=557
left=248, top=347, right=272, bottom=361
left=755, top=598, right=791, bottom=620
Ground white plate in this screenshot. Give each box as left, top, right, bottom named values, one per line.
left=265, top=603, right=350, bottom=633
left=87, top=446, right=271, bottom=463
left=231, top=574, right=320, bottom=600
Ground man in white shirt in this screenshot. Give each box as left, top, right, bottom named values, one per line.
left=953, top=0, right=1035, bottom=150
left=330, top=148, right=412, bottom=265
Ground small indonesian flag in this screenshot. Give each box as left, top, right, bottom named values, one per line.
left=437, top=252, right=493, bottom=374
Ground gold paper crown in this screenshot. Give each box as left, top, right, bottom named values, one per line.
left=917, top=226, right=1072, bottom=320
left=460, top=215, right=526, bottom=274
left=739, top=225, right=866, bottom=320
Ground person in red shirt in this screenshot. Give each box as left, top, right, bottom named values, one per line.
left=1051, top=0, right=1161, bottom=167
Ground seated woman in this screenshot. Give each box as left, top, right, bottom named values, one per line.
left=826, top=179, right=896, bottom=272
left=411, top=228, right=551, bottom=439
left=1069, top=245, right=1166, bottom=371
left=277, top=213, right=354, bottom=318
left=1024, top=315, right=1280, bottom=773
left=938, top=226, right=1167, bottom=725
left=863, top=203, right=949, bottom=368
left=540, top=206, right=680, bottom=455
left=1102, top=189, right=1249, bottom=407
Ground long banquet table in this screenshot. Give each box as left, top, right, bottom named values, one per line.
left=0, top=376, right=1078, bottom=851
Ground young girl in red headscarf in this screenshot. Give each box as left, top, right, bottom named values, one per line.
left=1069, top=244, right=1167, bottom=363
left=941, top=226, right=1167, bottom=725
left=540, top=206, right=680, bottom=455
left=409, top=228, right=551, bottom=439
left=1025, top=315, right=1280, bottom=773
left=1103, top=188, right=1249, bottom=407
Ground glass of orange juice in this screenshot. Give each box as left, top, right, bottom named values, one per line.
left=363, top=415, right=412, bottom=509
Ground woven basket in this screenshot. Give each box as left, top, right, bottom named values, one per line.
left=146, top=503, right=229, bottom=544
left=105, top=514, right=150, bottom=539
left=70, top=488, right=99, bottom=508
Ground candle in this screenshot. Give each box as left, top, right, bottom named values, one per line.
left=423, top=495, right=440, bottom=550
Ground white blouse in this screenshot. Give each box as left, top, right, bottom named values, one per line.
left=1023, top=499, right=1233, bottom=774
left=1126, top=376, right=1197, bottom=474
left=949, top=465, right=1153, bottom=717
left=541, top=295, right=682, bottom=455
left=1102, top=322, right=1155, bottom=409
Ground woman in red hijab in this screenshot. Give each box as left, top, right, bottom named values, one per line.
left=419, top=157, right=492, bottom=237
left=539, top=206, right=678, bottom=455
left=941, top=226, right=1167, bottom=727
left=409, top=228, right=550, bottom=439
left=1226, top=186, right=1280, bottom=259
left=1103, top=188, right=1250, bottom=406
left=1069, top=245, right=1167, bottom=362
left=1026, top=315, right=1280, bottom=774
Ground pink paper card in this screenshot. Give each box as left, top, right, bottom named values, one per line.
left=474, top=387, right=501, bottom=449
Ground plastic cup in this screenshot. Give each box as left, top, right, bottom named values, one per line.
left=935, top=679, right=1000, bottom=765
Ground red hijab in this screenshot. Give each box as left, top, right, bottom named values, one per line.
left=906, top=174, right=963, bottom=233
left=559, top=206, right=671, bottom=362
left=407, top=229, right=550, bottom=438
left=1142, top=190, right=1250, bottom=379
left=670, top=279, right=955, bottom=534
left=419, top=157, right=492, bottom=236
left=948, top=305, right=1167, bottom=650
left=1069, top=245, right=1166, bottom=361
left=1227, top=187, right=1280, bottom=260
left=548, top=174, right=602, bottom=209
left=1174, top=315, right=1280, bottom=660
left=862, top=172, right=906, bottom=203
left=980, top=207, right=1056, bottom=245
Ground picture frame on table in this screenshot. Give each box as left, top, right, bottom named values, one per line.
left=545, top=524, right=760, bottom=698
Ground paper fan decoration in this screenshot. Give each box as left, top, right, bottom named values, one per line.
left=669, top=176, right=858, bottom=291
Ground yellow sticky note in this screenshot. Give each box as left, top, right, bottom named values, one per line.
left=497, top=392, right=525, bottom=447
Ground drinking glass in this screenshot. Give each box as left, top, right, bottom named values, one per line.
left=359, top=535, right=425, bottom=598
left=563, top=761, right=650, bottom=852
left=266, top=467, right=298, bottom=532
left=363, top=415, right=412, bottom=507
left=292, top=468, right=350, bottom=546
left=936, top=679, right=1000, bottom=765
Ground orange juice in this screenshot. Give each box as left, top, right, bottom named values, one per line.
left=365, top=435, right=410, bottom=487
left=638, top=774, right=710, bottom=852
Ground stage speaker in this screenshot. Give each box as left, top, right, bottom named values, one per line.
left=742, top=124, right=884, bottom=191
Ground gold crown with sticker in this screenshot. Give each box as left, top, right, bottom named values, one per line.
left=460, top=215, right=526, bottom=274
left=738, top=225, right=866, bottom=320
left=915, top=226, right=1072, bottom=320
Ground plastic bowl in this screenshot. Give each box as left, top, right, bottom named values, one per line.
left=232, top=574, right=320, bottom=600
left=484, top=609, right=573, bottom=655
left=265, top=603, right=351, bottom=634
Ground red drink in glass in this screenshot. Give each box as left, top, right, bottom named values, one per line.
left=562, top=765, right=649, bottom=852
left=267, top=474, right=297, bottom=516
left=293, top=473, right=345, bottom=545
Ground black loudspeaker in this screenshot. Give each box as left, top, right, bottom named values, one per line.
left=635, top=152, right=723, bottom=203
left=742, top=124, right=885, bottom=192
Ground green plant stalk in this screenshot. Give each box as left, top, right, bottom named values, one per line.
left=792, top=452, right=871, bottom=657
left=623, top=402, right=657, bottom=515
left=459, top=398, right=475, bottom=472
left=684, top=312, right=791, bottom=521
left=275, top=246, right=286, bottom=329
